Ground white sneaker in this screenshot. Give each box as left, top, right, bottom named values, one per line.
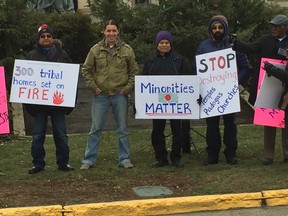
left=122, top=162, right=133, bottom=169
left=80, top=164, right=91, bottom=170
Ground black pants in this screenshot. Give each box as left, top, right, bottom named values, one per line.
left=181, top=120, right=191, bottom=153
left=151, top=119, right=182, bottom=162
left=205, top=113, right=238, bottom=160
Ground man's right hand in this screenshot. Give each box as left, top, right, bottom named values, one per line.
left=263, top=61, right=277, bottom=77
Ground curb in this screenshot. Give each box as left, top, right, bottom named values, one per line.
left=0, top=189, right=288, bottom=216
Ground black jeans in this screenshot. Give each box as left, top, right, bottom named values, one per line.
left=151, top=119, right=182, bottom=162
left=205, top=113, right=238, bottom=160
left=181, top=120, right=191, bottom=153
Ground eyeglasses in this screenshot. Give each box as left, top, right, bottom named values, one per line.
left=211, top=26, right=224, bottom=30
left=40, top=34, right=52, bottom=39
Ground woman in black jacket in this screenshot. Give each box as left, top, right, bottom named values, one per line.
left=142, top=30, right=191, bottom=168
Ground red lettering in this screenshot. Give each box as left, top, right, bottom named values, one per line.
left=209, top=57, right=216, bottom=71
left=42, top=89, right=49, bottom=100
left=218, top=56, right=226, bottom=69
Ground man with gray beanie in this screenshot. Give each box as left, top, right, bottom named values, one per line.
left=193, top=15, right=250, bottom=166
left=232, top=14, right=288, bottom=165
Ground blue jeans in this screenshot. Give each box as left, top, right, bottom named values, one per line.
left=82, top=93, right=131, bottom=166
left=31, top=110, right=69, bottom=168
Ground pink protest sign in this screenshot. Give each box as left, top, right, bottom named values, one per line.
left=253, top=58, right=286, bottom=128
left=0, top=67, right=10, bottom=134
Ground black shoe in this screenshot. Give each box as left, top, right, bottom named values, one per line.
left=283, top=159, right=288, bottom=163
left=28, top=166, right=44, bottom=174
left=182, top=150, right=191, bottom=154
left=203, top=158, right=219, bottom=166
left=171, top=161, right=185, bottom=168
left=151, top=160, right=169, bottom=167
left=58, top=164, right=74, bottom=171
left=262, top=158, right=273, bottom=165
left=226, top=157, right=238, bottom=165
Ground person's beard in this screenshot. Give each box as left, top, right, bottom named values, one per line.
left=213, top=32, right=224, bottom=42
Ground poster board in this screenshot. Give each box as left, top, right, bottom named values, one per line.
left=0, top=67, right=10, bottom=134
left=196, top=48, right=240, bottom=118
left=253, top=58, right=285, bottom=128
left=135, top=75, right=199, bottom=119
left=10, top=59, right=79, bottom=107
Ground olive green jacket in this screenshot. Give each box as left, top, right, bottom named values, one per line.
left=81, top=38, right=139, bottom=95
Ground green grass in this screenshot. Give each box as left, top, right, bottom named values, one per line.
left=1, top=124, right=288, bottom=208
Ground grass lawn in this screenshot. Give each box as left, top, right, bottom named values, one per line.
left=0, top=124, right=288, bottom=208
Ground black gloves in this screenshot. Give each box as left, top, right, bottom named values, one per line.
left=228, top=33, right=238, bottom=45
left=263, top=61, right=277, bottom=77
left=197, top=95, right=202, bottom=105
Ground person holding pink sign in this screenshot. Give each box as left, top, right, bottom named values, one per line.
left=25, top=24, right=74, bottom=174
left=232, top=15, right=288, bottom=165
left=193, top=15, right=250, bottom=166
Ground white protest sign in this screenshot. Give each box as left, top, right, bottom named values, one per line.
left=254, top=62, right=285, bottom=109
left=135, top=75, right=199, bottom=119
left=10, top=59, right=79, bottom=107
left=196, top=48, right=240, bottom=118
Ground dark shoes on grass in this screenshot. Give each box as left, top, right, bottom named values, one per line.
left=28, top=166, right=44, bottom=174
left=203, top=158, right=219, bottom=166
left=262, top=158, right=273, bottom=165
left=151, top=160, right=169, bottom=167
left=58, top=164, right=74, bottom=171
left=28, top=164, right=74, bottom=174
left=203, top=156, right=238, bottom=166
left=151, top=160, right=184, bottom=168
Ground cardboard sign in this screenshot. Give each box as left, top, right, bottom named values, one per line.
left=253, top=58, right=286, bottom=128
left=0, top=67, right=10, bottom=134
left=196, top=48, right=240, bottom=118
left=10, top=59, right=79, bottom=107
left=135, top=75, right=199, bottom=119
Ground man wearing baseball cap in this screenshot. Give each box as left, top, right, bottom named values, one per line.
left=232, top=15, right=288, bottom=165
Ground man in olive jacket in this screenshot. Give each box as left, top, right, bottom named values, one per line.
left=80, top=20, right=139, bottom=170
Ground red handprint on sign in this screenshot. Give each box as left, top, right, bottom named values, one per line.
left=53, top=91, right=64, bottom=105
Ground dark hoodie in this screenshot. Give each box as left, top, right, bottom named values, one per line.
left=192, top=15, right=250, bottom=84
left=25, top=41, right=74, bottom=116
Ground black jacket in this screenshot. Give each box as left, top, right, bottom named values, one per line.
left=24, top=42, right=74, bottom=116
left=142, top=49, right=191, bottom=75
left=235, top=33, right=288, bottom=105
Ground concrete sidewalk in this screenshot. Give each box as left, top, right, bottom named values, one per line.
left=0, top=189, right=288, bottom=216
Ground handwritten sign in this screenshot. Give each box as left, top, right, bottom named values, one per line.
left=253, top=58, right=285, bottom=128
left=0, top=67, right=10, bottom=134
left=135, top=75, right=199, bottom=119
left=10, top=59, right=79, bottom=107
left=196, top=48, right=240, bottom=118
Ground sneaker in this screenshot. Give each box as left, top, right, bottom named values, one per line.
left=121, top=162, right=134, bottom=169
left=262, top=158, right=273, bottom=165
left=58, top=164, right=74, bottom=171
left=0, top=171, right=6, bottom=176
left=151, top=160, right=169, bottom=168
left=28, top=166, right=44, bottom=174
left=80, top=163, right=91, bottom=170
